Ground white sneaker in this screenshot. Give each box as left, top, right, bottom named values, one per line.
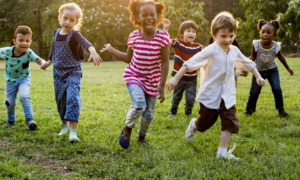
left=217, top=144, right=240, bottom=160
left=69, top=129, right=80, bottom=142
left=185, top=118, right=197, bottom=143
left=58, top=123, right=69, bottom=136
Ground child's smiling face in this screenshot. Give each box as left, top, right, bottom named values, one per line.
left=213, top=28, right=235, bottom=51
left=60, top=9, right=78, bottom=34
left=13, top=33, right=32, bottom=56
left=260, top=24, right=276, bottom=45
left=137, top=4, right=157, bottom=33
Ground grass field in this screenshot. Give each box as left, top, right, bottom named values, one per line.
left=0, top=58, right=299, bottom=179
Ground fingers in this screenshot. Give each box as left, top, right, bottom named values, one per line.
left=157, top=96, right=165, bottom=103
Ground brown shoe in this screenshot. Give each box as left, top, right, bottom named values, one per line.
left=122, top=125, right=132, bottom=141
left=137, top=135, right=147, bottom=146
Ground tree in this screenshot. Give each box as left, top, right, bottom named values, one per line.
left=277, top=0, right=300, bottom=53
left=238, top=0, right=290, bottom=55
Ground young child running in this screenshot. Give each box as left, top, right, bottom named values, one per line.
left=244, top=19, right=294, bottom=117
left=42, top=3, right=102, bottom=142
left=166, top=12, right=266, bottom=160
left=1, top=25, right=46, bottom=130
left=101, top=0, right=170, bottom=149
left=163, top=19, right=204, bottom=117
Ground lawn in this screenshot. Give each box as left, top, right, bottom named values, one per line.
left=0, top=58, right=299, bottom=179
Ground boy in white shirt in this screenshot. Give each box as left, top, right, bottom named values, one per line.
left=166, top=12, right=265, bottom=160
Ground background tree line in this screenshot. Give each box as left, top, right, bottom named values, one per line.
left=0, top=0, right=299, bottom=60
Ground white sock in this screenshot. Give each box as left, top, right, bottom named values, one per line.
left=217, top=147, right=227, bottom=155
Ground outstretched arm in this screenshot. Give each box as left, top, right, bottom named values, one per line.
left=166, top=65, right=188, bottom=92
left=101, top=44, right=133, bottom=64
left=157, top=44, right=170, bottom=103
left=36, top=58, right=47, bottom=70
left=277, top=50, right=294, bottom=76
left=162, top=19, right=173, bottom=44
left=87, top=46, right=102, bottom=66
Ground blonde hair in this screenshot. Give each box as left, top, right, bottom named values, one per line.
left=211, top=11, right=237, bottom=36
left=58, top=3, right=83, bottom=31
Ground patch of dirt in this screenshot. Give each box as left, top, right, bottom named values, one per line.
left=24, top=154, right=73, bottom=175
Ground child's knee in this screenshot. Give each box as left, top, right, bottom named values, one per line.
left=19, top=94, right=31, bottom=103
left=143, top=111, right=154, bottom=122
left=4, top=99, right=15, bottom=109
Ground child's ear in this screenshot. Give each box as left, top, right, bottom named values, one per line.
left=13, top=39, right=16, bottom=44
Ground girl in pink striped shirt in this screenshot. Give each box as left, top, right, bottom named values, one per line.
left=101, top=0, right=170, bottom=149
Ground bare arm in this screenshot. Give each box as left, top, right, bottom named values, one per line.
left=101, top=44, right=133, bottom=64
left=162, top=19, right=173, bottom=44
left=36, top=58, right=46, bottom=70
left=250, top=44, right=256, bottom=62
left=277, top=50, right=294, bottom=76
left=157, top=44, right=170, bottom=103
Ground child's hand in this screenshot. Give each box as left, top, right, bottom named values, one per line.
left=88, top=46, right=102, bottom=66
left=157, top=85, right=165, bottom=103
left=163, top=19, right=171, bottom=31
left=288, top=68, right=294, bottom=76
left=100, top=44, right=112, bottom=53
left=41, top=60, right=52, bottom=70
left=165, top=78, right=179, bottom=92
left=256, top=77, right=265, bottom=86
left=237, top=68, right=248, bottom=77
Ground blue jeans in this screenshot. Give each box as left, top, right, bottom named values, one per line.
left=125, top=84, right=157, bottom=136
left=5, top=77, right=34, bottom=123
left=246, top=67, right=284, bottom=112
left=171, top=79, right=197, bottom=110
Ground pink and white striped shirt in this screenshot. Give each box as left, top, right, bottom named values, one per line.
left=124, top=29, right=170, bottom=96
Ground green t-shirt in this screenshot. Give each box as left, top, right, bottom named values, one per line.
left=0, top=46, right=39, bottom=83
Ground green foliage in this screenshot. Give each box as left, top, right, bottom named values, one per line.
left=238, top=0, right=290, bottom=55
left=0, top=59, right=299, bottom=179
left=277, top=0, right=300, bottom=52
left=162, top=0, right=209, bottom=44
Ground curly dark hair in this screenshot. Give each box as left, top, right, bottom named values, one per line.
left=128, top=0, right=165, bottom=27
left=257, top=19, right=280, bottom=34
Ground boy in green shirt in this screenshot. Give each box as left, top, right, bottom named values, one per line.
left=1, top=25, right=46, bottom=130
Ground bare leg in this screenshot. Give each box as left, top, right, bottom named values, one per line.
left=69, top=121, right=77, bottom=130
left=219, top=130, right=231, bottom=148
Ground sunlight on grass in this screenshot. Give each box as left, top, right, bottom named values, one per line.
left=0, top=59, right=299, bottom=179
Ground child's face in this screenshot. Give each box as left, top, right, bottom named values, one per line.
left=60, top=9, right=78, bottom=34
left=182, top=27, right=197, bottom=44
left=13, top=33, right=32, bottom=55
left=137, top=4, right=157, bottom=33
left=260, top=24, right=275, bottom=45
left=213, top=28, right=235, bottom=51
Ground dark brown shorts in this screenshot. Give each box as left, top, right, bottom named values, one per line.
left=195, top=99, right=239, bottom=133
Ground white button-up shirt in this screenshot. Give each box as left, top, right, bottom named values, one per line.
left=184, top=42, right=256, bottom=109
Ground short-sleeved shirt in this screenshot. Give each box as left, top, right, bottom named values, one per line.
left=253, top=40, right=281, bottom=71
left=124, top=29, right=170, bottom=96
left=184, top=42, right=256, bottom=109
left=0, top=46, right=39, bottom=83
left=171, top=38, right=204, bottom=81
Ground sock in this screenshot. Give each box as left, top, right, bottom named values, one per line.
left=217, top=147, right=227, bottom=155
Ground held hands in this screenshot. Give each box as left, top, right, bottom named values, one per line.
left=40, top=60, right=52, bottom=70
left=165, top=77, right=179, bottom=92
left=237, top=68, right=248, bottom=77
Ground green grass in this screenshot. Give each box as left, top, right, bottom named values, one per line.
left=0, top=58, right=299, bottom=179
